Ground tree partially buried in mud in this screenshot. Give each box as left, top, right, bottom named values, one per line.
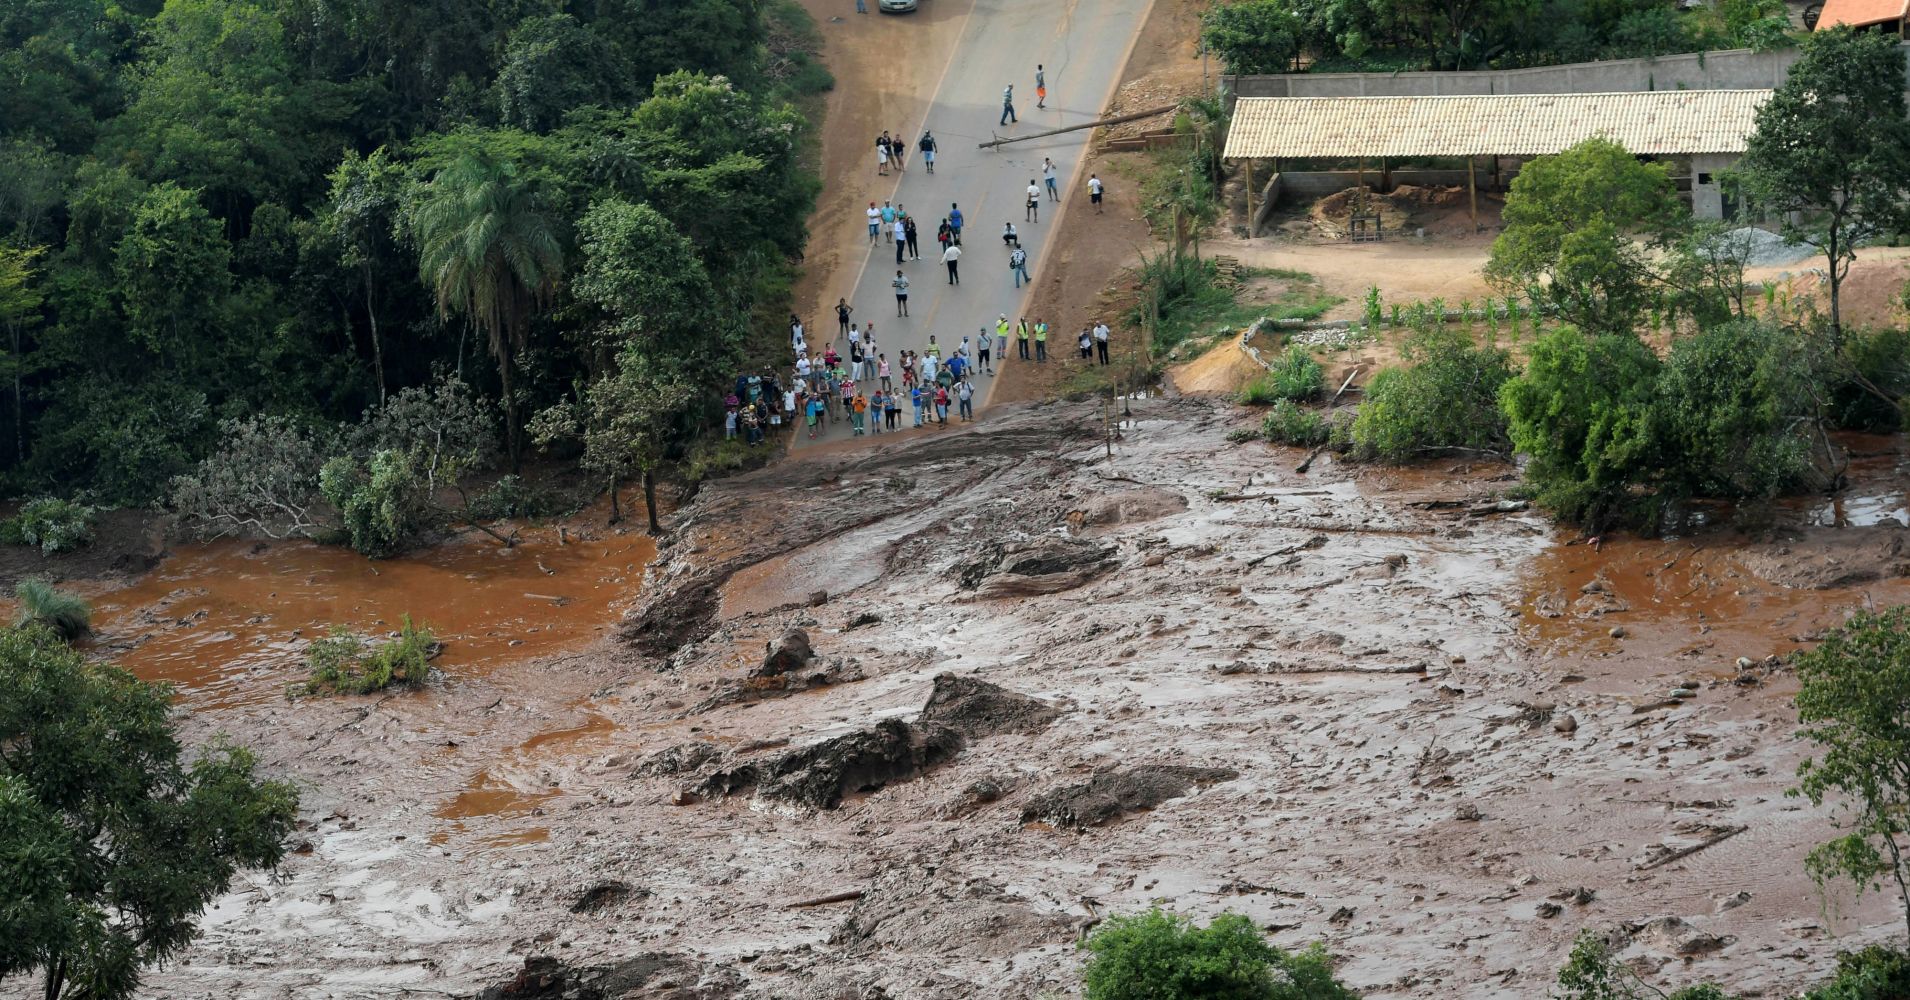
left=0, top=625, right=298, bottom=1000
left=530, top=347, right=692, bottom=533
left=1080, top=909, right=1359, bottom=1000
left=1793, top=606, right=1910, bottom=940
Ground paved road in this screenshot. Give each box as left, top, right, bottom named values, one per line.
left=793, top=0, right=1152, bottom=444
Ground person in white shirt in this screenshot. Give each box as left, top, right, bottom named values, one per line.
left=957, top=378, right=975, bottom=421
left=1043, top=158, right=1059, bottom=202
left=1093, top=320, right=1110, bottom=365
left=942, top=242, right=961, bottom=285
left=1025, top=180, right=1040, bottom=223
left=892, top=270, right=910, bottom=317
left=848, top=324, right=861, bottom=350
left=867, top=202, right=881, bottom=243
left=1088, top=174, right=1104, bottom=214
left=1002, top=222, right=1019, bottom=248
left=796, top=355, right=811, bottom=378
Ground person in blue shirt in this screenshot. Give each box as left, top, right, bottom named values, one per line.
left=948, top=204, right=964, bottom=245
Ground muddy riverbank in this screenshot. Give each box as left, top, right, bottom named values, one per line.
left=84, top=395, right=1903, bottom=999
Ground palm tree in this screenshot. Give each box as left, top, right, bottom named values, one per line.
left=413, top=152, right=563, bottom=466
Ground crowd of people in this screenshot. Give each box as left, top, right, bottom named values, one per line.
left=723, top=65, right=1116, bottom=446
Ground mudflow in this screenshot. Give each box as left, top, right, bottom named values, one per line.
left=139, top=396, right=1910, bottom=999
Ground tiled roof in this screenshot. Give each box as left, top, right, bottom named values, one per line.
left=1816, top=0, right=1909, bottom=29
left=1223, top=90, right=1772, bottom=159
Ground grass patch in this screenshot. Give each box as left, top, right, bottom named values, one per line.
left=1133, top=258, right=1341, bottom=360
left=1239, top=345, right=1325, bottom=404
left=299, top=616, right=436, bottom=697
left=1259, top=399, right=1332, bottom=446
left=15, top=578, right=90, bottom=642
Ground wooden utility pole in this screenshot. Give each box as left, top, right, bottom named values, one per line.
left=977, top=104, right=1179, bottom=149
left=1467, top=158, right=1479, bottom=231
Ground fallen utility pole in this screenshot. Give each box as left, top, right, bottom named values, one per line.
left=977, top=104, right=1180, bottom=149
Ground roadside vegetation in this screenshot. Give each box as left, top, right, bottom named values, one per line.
left=1202, top=0, right=1793, bottom=75
left=298, top=616, right=437, bottom=697
left=0, top=0, right=830, bottom=534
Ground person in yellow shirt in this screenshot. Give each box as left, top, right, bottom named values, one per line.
left=1033, top=318, right=1049, bottom=362
left=1015, top=318, right=1030, bottom=360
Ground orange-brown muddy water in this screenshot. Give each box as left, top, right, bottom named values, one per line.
left=79, top=525, right=655, bottom=709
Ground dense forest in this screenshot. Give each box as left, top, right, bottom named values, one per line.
left=1200, top=0, right=1795, bottom=73
left=0, top=0, right=826, bottom=514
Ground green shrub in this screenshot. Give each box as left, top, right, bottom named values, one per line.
left=1262, top=399, right=1330, bottom=446
left=1499, top=327, right=1662, bottom=528
left=1655, top=318, right=1817, bottom=500
left=10, top=497, right=96, bottom=555
left=467, top=474, right=571, bottom=521
left=1557, top=930, right=1733, bottom=1000
left=0, top=517, right=25, bottom=547
left=1829, top=326, right=1910, bottom=432
left=1080, top=909, right=1360, bottom=1000
left=1239, top=375, right=1280, bottom=406
left=15, top=578, right=91, bottom=642
left=299, top=615, right=435, bottom=696
left=1803, top=946, right=1910, bottom=1000
left=1269, top=346, right=1325, bottom=401
left=1352, top=330, right=1513, bottom=463
left=319, top=450, right=427, bottom=558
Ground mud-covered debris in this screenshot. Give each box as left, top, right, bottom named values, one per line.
left=1020, top=765, right=1237, bottom=829
left=757, top=628, right=815, bottom=677
left=699, top=676, right=1058, bottom=811
left=701, top=718, right=964, bottom=810
left=846, top=611, right=883, bottom=629
left=1068, top=487, right=1188, bottom=533
left=475, top=953, right=741, bottom=1000
left=918, top=672, right=1062, bottom=738
left=833, top=875, right=1077, bottom=958
left=958, top=536, right=1118, bottom=597
left=620, top=579, right=720, bottom=661
left=569, top=881, right=642, bottom=914
left=635, top=741, right=724, bottom=777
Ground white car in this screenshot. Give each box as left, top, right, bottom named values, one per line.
left=878, top=0, right=918, bottom=11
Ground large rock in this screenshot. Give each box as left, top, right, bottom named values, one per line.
left=474, top=953, right=741, bottom=1000
left=1021, top=765, right=1238, bottom=829
left=958, top=536, right=1117, bottom=598
left=757, top=628, right=815, bottom=677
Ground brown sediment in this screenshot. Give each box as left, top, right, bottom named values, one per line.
left=73, top=525, right=654, bottom=708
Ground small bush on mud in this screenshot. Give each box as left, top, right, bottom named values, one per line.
left=1262, top=400, right=1330, bottom=447
left=7, top=497, right=96, bottom=555
left=319, top=450, right=428, bottom=558
left=14, top=578, right=90, bottom=641
left=1802, top=945, right=1910, bottom=999
left=1080, top=909, right=1360, bottom=1000
left=1557, top=930, right=1733, bottom=1000
left=1240, top=349, right=1324, bottom=406
left=1499, top=328, right=1661, bottom=529
left=299, top=615, right=435, bottom=696
left=1352, top=329, right=1514, bottom=463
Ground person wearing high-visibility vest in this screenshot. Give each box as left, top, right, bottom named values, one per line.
left=1033, top=318, right=1049, bottom=362
left=1015, top=318, right=1031, bottom=360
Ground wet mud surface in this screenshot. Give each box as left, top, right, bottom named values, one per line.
left=71, top=399, right=1910, bottom=999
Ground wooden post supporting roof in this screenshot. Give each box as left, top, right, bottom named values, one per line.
left=1467, top=158, right=1478, bottom=231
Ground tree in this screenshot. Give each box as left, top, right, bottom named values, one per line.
left=1499, top=327, right=1661, bottom=528
left=412, top=150, right=564, bottom=467
left=494, top=14, right=630, bottom=133
left=319, top=449, right=427, bottom=557
left=530, top=349, right=691, bottom=532
left=1079, top=909, right=1361, bottom=1000
left=1736, top=27, right=1910, bottom=353
left=317, top=148, right=405, bottom=401
left=170, top=414, right=336, bottom=540
left=0, top=626, right=298, bottom=1000
left=1202, top=1, right=1304, bottom=74
left=572, top=199, right=713, bottom=374
left=1486, top=138, right=1684, bottom=335
left=0, top=243, right=44, bottom=463
left=1793, top=606, right=1910, bottom=940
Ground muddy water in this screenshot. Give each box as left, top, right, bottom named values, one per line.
left=83, top=526, right=655, bottom=709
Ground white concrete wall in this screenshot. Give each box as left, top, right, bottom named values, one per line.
left=1228, top=44, right=1900, bottom=100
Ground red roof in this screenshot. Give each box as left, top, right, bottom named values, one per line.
left=1817, top=0, right=1909, bottom=29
